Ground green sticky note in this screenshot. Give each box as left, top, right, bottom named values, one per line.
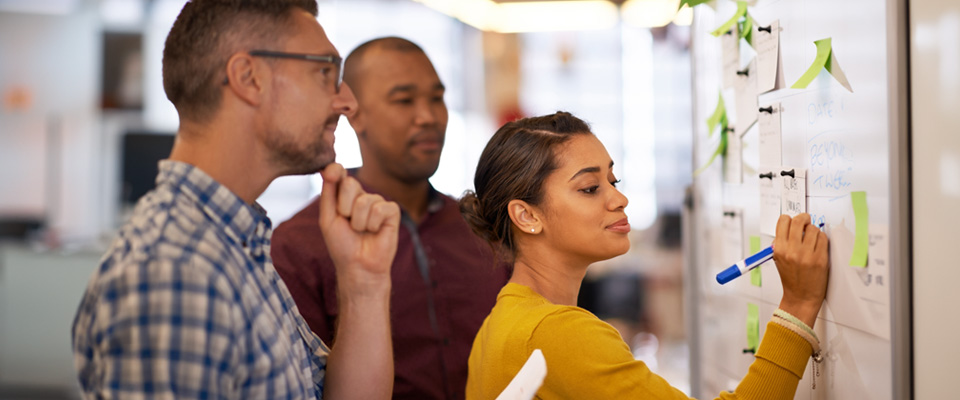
left=678, top=0, right=712, bottom=11
left=850, top=191, right=869, bottom=267
left=792, top=38, right=833, bottom=89
left=746, top=303, right=759, bottom=351
left=739, top=14, right=753, bottom=45
left=750, top=236, right=762, bottom=286
left=694, top=126, right=729, bottom=177
left=706, top=92, right=726, bottom=136
left=710, top=1, right=747, bottom=37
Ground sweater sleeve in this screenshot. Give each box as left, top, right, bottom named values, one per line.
left=716, top=321, right=813, bottom=400
left=530, top=310, right=811, bottom=399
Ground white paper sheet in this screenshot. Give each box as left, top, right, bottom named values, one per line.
left=860, top=223, right=890, bottom=305
left=735, top=59, right=759, bottom=136
left=722, top=25, right=740, bottom=89
left=828, top=51, right=854, bottom=93
left=754, top=20, right=780, bottom=93
left=722, top=207, right=744, bottom=266
left=758, top=103, right=782, bottom=167
left=780, top=167, right=807, bottom=217
left=759, top=169, right=780, bottom=236
left=496, top=349, right=547, bottom=400
left=725, top=132, right=743, bottom=184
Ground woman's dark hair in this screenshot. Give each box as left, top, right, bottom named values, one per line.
left=459, top=111, right=592, bottom=261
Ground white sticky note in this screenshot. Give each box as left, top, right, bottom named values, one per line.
left=759, top=169, right=780, bottom=236
left=722, top=207, right=744, bottom=265
left=828, top=50, right=854, bottom=93
left=859, top=224, right=890, bottom=305
left=735, top=59, right=759, bottom=136
left=755, top=20, right=780, bottom=93
left=758, top=103, right=782, bottom=167
left=722, top=25, right=740, bottom=89
left=725, top=132, right=743, bottom=184
left=780, top=167, right=807, bottom=217
left=496, top=349, right=547, bottom=400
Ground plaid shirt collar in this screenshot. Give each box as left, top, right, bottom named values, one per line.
left=156, top=160, right=272, bottom=247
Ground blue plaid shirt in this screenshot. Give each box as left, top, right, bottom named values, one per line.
left=72, top=160, right=330, bottom=399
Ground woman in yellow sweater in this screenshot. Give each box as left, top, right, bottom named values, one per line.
left=459, top=112, right=829, bottom=399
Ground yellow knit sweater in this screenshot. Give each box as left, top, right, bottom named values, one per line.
left=466, top=283, right=812, bottom=399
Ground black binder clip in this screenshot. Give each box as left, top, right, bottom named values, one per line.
left=759, top=106, right=774, bottom=114
left=743, top=348, right=756, bottom=354
left=758, top=25, right=772, bottom=33
left=737, top=67, right=750, bottom=76
left=759, top=172, right=774, bottom=180
left=723, top=211, right=737, bottom=217
left=781, top=169, right=796, bottom=178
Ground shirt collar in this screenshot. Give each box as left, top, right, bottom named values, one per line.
left=156, top=160, right=271, bottom=246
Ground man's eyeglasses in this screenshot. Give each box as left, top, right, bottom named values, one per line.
left=224, top=50, right=344, bottom=93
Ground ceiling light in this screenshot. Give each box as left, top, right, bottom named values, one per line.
left=414, top=0, right=618, bottom=33
left=621, top=0, right=682, bottom=28
left=673, top=5, right=693, bottom=26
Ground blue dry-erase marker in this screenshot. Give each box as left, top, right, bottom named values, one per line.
left=716, top=223, right=824, bottom=285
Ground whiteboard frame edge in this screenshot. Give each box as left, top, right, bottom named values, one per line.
left=888, top=0, right=913, bottom=398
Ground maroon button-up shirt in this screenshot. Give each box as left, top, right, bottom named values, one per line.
left=271, top=176, right=509, bottom=400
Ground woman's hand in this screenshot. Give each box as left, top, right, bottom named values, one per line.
left=773, top=213, right=830, bottom=328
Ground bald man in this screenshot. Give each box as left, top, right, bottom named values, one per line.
left=272, top=37, right=509, bottom=400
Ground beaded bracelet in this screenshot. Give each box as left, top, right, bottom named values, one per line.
left=773, top=309, right=819, bottom=342
left=771, top=308, right=823, bottom=389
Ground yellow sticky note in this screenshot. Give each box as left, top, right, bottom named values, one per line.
left=678, top=0, right=712, bottom=11
left=710, top=1, right=747, bottom=37
left=746, top=303, right=759, bottom=352
left=791, top=38, right=833, bottom=89
left=750, top=236, right=762, bottom=286
left=706, top=92, right=726, bottom=136
left=850, top=191, right=869, bottom=267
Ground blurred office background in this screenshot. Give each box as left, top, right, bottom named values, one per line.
left=0, top=0, right=694, bottom=397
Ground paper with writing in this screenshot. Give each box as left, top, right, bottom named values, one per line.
left=725, top=132, right=743, bottom=183
left=780, top=167, right=806, bottom=217
left=758, top=103, right=782, bottom=167
left=722, top=207, right=744, bottom=267
left=722, top=25, right=740, bottom=89
left=735, top=59, right=759, bottom=136
left=755, top=20, right=780, bottom=93
left=759, top=169, right=780, bottom=236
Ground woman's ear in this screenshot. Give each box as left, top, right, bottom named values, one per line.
left=507, top=199, right=542, bottom=235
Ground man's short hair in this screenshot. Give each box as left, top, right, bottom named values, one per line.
left=343, top=36, right=426, bottom=93
left=162, top=0, right=318, bottom=122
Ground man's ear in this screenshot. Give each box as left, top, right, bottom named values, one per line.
left=507, top=199, right=543, bottom=235
left=224, top=52, right=265, bottom=107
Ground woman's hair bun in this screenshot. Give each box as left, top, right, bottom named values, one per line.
left=459, top=191, right=497, bottom=244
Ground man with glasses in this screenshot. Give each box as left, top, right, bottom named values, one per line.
left=72, top=1, right=397, bottom=399
left=272, top=37, right=509, bottom=400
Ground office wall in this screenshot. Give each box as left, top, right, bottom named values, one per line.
left=910, top=0, right=960, bottom=398
left=0, top=3, right=102, bottom=242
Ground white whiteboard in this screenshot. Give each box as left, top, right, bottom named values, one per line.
left=686, top=0, right=910, bottom=398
